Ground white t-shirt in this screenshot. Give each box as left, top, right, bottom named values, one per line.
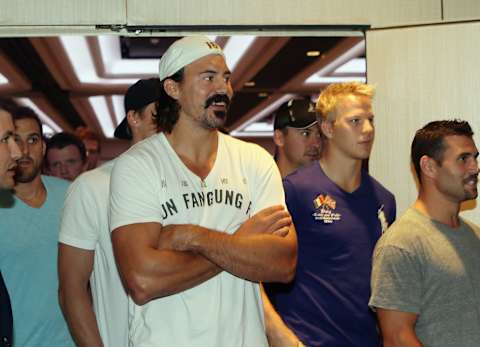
left=59, top=161, right=128, bottom=347
left=110, top=132, right=285, bottom=347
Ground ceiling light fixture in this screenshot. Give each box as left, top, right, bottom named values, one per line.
left=223, top=36, right=256, bottom=71
left=306, top=50, right=321, bottom=57
left=60, top=36, right=139, bottom=85
left=311, top=76, right=366, bottom=84
left=231, top=94, right=295, bottom=137
left=334, top=58, right=366, bottom=74
left=0, top=73, right=8, bottom=84
left=111, top=95, right=126, bottom=126
left=97, top=36, right=159, bottom=75
left=17, top=97, right=62, bottom=135
left=305, top=40, right=366, bottom=85
left=88, top=96, right=115, bottom=137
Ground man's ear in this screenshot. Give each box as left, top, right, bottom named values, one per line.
left=419, top=155, right=438, bottom=180
left=320, top=120, right=334, bottom=139
left=273, top=129, right=285, bottom=147
left=126, top=110, right=139, bottom=130
left=163, top=79, right=180, bottom=100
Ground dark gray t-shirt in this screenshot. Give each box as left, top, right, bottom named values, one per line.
left=369, top=207, right=480, bottom=347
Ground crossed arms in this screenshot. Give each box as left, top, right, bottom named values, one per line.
left=111, top=205, right=297, bottom=305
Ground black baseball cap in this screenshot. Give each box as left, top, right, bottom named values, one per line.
left=114, top=78, right=161, bottom=139
left=273, top=98, right=318, bottom=130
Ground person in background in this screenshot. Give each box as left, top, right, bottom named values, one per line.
left=0, top=106, right=74, bottom=347
left=75, top=126, right=102, bottom=170
left=45, top=132, right=87, bottom=181
left=0, top=98, right=21, bottom=190
left=273, top=82, right=396, bottom=347
left=370, top=120, right=480, bottom=347
left=0, top=97, right=21, bottom=347
left=273, top=98, right=322, bottom=178
left=58, top=78, right=161, bottom=347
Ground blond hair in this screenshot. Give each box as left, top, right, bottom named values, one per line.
left=316, top=82, right=375, bottom=121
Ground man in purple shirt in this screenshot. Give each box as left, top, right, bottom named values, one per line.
left=273, top=82, right=396, bottom=347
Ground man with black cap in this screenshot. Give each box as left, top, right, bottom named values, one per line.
left=110, top=36, right=297, bottom=347
left=58, top=78, right=160, bottom=347
left=273, top=98, right=322, bottom=178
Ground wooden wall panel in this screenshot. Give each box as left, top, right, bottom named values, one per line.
left=127, top=0, right=440, bottom=29
left=0, top=0, right=125, bottom=26
left=367, top=22, right=480, bottom=224
left=443, top=0, right=480, bottom=21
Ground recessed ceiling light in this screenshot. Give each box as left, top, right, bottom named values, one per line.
left=244, top=81, right=255, bottom=87
left=0, top=73, right=8, bottom=84
left=306, top=50, right=321, bottom=57
left=223, top=36, right=256, bottom=70
left=89, top=96, right=115, bottom=137
left=258, top=92, right=268, bottom=98
left=16, top=98, right=62, bottom=134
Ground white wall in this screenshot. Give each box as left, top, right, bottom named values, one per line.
left=0, top=0, right=125, bottom=26
left=367, top=22, right=480, bottom=223
left=443, top=0, right=480, bottom=21
left=127, top=0, right=440, bottom=28
left=0, top=0, right=441, bottom=34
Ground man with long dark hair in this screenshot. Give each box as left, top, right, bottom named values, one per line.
left=109, top=36, right=297, bottom=347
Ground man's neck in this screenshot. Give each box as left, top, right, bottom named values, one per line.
left=165, top=116, right=219, bottom=180
left=320, top=146, right=363, bottom=193
left=414, top=188, right=461, bottom=228
left=14, top=175, right=46, bottom=208
left=275, top=155, right=298, bottom=179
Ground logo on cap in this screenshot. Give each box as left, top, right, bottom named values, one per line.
left=206, top=41, right=221, bottom=50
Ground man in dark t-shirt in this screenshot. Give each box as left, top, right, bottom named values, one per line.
left=273, top=82, right=396, bottom=347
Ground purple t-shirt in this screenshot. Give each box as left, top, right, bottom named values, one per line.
left=273, top=162, right=396, bottom=347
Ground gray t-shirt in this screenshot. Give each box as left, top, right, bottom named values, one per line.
left=369, top=207, right=480, bottom=347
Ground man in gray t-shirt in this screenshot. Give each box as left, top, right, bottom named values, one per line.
left=369, top=120, right=480, bottom=347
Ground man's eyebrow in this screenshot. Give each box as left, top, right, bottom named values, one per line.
left=200, top=69, right=231, bottom=75
left=457, top=151, right=479, bottom=158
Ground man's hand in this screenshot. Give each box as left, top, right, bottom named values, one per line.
left=236, top=205, right=292, bottom=237
left=158, top=205, right=292, bottom=251
left=150, top=205, right=296, bottom=283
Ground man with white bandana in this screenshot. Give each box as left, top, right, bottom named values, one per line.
left=109, top=36, right=297, bottom=346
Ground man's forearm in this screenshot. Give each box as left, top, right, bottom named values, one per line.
left=384, top=335, right=424, bottom=347
left=261, top=284, right=301, bottom=347
left=59, top=286, right=103, bottom=347
left=377, top=309, right=424, bottom=347
left=112, top=223, right=222, bottom=305
left=138, top=249, right=221, bottom=300
left=183, top=226, right=297, bottom=283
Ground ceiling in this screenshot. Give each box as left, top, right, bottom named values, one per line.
left=0, top=35, right=366, bottom=141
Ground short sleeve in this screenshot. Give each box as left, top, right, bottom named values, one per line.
left=109, top=153, right=162, bottom=231
left=249, top=146, right=285, bottom=214
left=369, top=245, right=423, bottom=314
left=59, top=175, right=99, bottom=250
